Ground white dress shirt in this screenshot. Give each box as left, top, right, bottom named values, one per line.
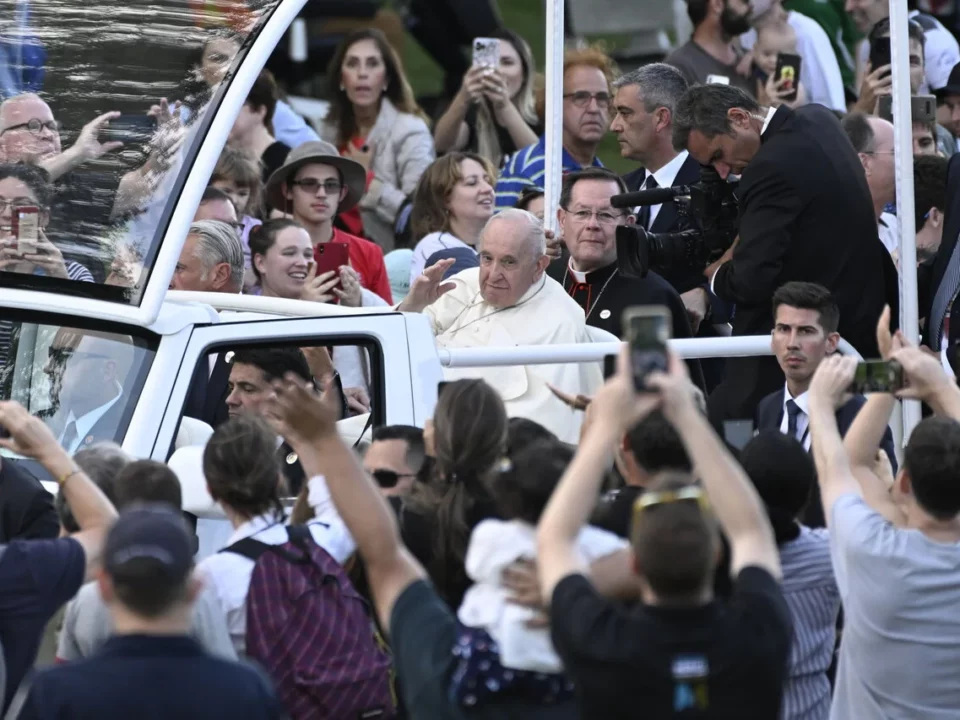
left=780, top=384, right=812, bottom=451
left=197, top=476, right=356, bottom=656
left=58, top=384, right=123, bottom=454
left=642, top=150, right=690, bottom=230
left=709, top=107, right=777, bottom=296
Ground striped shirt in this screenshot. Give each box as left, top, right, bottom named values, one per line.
left=494, top=135, right=602, bottom=209
left=779, top=526, right=839, bottom=720
left=0, top=261, right=94, bottom=365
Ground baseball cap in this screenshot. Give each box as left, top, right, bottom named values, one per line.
left=104, top=504, right=194, bottom=584
left=425, top=247, right=479, bottom=279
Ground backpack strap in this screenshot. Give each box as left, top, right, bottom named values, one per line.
left=219, top=537, right=273, bottom=561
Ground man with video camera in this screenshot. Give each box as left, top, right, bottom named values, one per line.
left=673, top=84, right=896, bottom=424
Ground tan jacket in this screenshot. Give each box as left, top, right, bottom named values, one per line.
left=323, top=99, right=434, bottom=252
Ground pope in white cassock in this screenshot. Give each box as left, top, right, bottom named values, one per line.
left=399, top=208, right=603, bottom=443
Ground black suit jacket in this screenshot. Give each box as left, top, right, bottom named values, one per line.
left=709, top=105, right=895, bottom=423
left=277, top=441, right=307, bottom=497
left=70, top=396, right=131, bottom=453
left=184, top=354, right=232, bottom=429
left=923, top=153, right=960, bottom=350
left=756, top=388, right=898, bottom=527
left=0, top=458, right=59, bottom=542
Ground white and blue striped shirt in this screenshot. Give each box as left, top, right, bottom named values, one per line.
left=779, top=526, right=839, bottom=720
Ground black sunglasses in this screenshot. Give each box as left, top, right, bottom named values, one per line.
left=372, top=469, right=416, bottom=489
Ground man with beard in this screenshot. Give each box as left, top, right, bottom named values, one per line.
left=666, top=0, right=756, bottom=96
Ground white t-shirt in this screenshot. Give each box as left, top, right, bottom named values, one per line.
left=741, top=11, right=846, bottom=111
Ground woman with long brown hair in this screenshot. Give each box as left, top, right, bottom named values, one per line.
left=322, top=28, right=435, bottom=252
left=402, top=378, right=508, bottom=609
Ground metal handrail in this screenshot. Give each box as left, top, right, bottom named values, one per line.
left=437, top=335, right=862, bottom=368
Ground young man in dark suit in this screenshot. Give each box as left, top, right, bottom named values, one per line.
left=756, top=282, right=896, bottom=526
left=673, top=83, right=895, bottom=426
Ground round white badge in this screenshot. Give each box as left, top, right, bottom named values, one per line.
left=599, top=309, right=612, bottom=320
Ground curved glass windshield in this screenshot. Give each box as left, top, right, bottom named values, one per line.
left=0, top=0, right=281, bottom=303
left=0, top=316, right=156, bottom=452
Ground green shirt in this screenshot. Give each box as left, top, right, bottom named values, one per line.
left=785, top=0, right=863, bottom=90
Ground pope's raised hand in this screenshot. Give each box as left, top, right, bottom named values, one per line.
left=399, top=259, right=457, bottom=313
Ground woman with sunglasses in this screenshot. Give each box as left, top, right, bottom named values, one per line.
left=0, top=163, right=93, bottom=282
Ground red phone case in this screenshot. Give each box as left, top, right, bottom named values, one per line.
left=314, top=242, right=350, bottom=279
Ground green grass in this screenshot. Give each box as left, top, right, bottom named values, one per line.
left=399, top=0, right=633, bottom=173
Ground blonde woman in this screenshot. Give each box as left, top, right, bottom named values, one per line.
left=433, top=29, right=540, bottom=168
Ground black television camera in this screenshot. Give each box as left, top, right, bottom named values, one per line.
left=611, top=166, right=739, bottom=279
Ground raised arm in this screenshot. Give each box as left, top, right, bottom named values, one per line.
left=807, top=356, right=862, bottom=527
left=265, top=376, right=424, bottom=633
left=0, top=402, right=118, bottom=581
left=651, top=354, right=781, bottom=579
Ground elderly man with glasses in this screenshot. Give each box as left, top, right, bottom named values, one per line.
left=495, top=47, right=616, bottom=209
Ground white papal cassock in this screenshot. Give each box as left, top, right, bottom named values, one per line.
left=424, top=268, right=603, bottom=444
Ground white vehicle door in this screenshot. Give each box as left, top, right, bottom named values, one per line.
left=149, top=312, right=434, bottom=460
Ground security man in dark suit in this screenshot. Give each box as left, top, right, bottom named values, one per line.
left=224, top=347, right=346, bottom=497
left=673, top=84, right=896, bottom=425
left=612, top=63, right=727, bottom=390
left=0, top=457, right=59, bottom=541
left=754, top=282, right=896, bottom=527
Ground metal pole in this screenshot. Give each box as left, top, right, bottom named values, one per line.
left=543, top=0, right=564, bottom=234
left=890, top=0, right=921, bottom=439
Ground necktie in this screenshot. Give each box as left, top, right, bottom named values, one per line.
left=60, top=420, right=78, bottom=453
left=785, top=400, right=802, bottom=441
left=636, top=175, right=659, bottom=230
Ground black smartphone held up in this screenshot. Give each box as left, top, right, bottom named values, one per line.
left=623, top=306, right=671, bottom=393
left=723, top=420, right=755, bottom=451
left=774, top=53, right=802, bottom=102
left=849, top=360, right=905, bottom=394
left=869, top=36, right=892, bottom=74
left=100, top=114, right=158, bottom=147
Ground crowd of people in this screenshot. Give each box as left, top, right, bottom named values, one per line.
left=4, top=0, right=960, bottom=718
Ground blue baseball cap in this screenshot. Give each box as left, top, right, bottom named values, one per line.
left=104, top=504, right=193, bottom=583
left=425, top=247, right=479, bottom=279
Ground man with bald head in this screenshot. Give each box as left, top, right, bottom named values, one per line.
left=841, top=112, right=898, bottom=255
left=401, top=208, right=602, bottom=442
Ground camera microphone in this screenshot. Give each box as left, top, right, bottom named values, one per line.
left=610, top=185, right=690, bottom=209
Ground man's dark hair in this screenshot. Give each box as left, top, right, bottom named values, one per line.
left=772, top=282, right=840, bottom=334
left=59, top=443, right=127, bottom=533
left=514, top=186, right=545, bottom=212
left=111, top=460, right=183, bottom=511
left=201, top=185, right=237, bottom=209
left=870, top=17, right=926, bottom=51
left=0, top=163, right=53, bottom=209
left=685, top=0, right=711, bottom=27
left=246, top=69, right=280, bottom=135
left=903, top=417, right=960, bottom=520
left=672, top=84, right=761, bottom=152
left=371, top=425, right=426, bottom=474
left=914, top=154, right=949, bottom=232
left=841, top=112, right=877, bottom=153
left=231, top=346, right=312, bottom=385
left=624, top=410, right=691, bottom=473
left=559, top=167, right=627, bottom=210
left=740, top=431, right=815, bottom=544
left=631, top=473, right=718, bottom=600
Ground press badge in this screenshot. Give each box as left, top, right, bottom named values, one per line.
left=672, top=654, right=709, bottom=711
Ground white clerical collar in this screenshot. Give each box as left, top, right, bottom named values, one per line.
left=760, top=106, right=777, bottom=137
left=649, top=150, right=689, bottom=192
left=61, top=383, right=123, bottom=452
left=568, top=258, right=587, bottom=284
left=782, top=383, right=810, bottom=415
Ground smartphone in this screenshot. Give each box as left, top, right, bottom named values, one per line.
left=623, top=306, right=671, bottom=393
left=849, top=360, right=905, bottom=394
left=602, top=353, right=617, bottom=380
left=723, top=420, right=755, bottom=451
left=877, top=94, right=936, bottom=124
left=870, top=36, right=892, bottom=74
left=774, top=53, right=802, bottom=102
left=99, top=114, right=158, bottom=147
left=314, top=242, right=349, bottom=283
left=12, top=206, right=40, bottom=255
left=472, top=38, right=500, bottom=69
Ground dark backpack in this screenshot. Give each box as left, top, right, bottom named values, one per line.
left=222, top=524, right=395, bottom=720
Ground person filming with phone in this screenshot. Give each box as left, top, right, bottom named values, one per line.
left=673, top=83, right=894, bottom=425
